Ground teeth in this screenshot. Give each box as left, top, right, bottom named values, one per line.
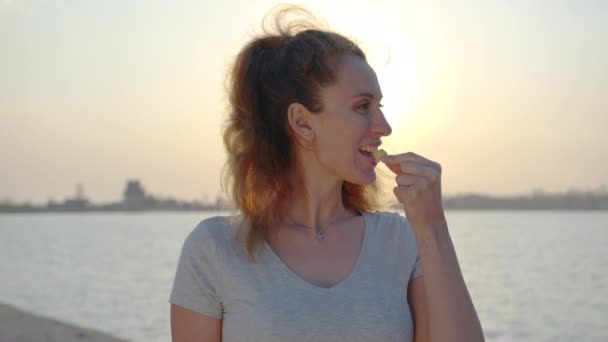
left=359, top=145, right=379, bottom=152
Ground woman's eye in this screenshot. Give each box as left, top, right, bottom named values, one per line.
left=358, top=102, right=370, bottom=112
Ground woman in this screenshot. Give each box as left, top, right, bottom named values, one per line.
left=170, top=6, right=484, bottom=342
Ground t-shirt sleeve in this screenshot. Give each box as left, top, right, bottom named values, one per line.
left=169, top=221, right=224, bottom=319
left=395, top=213, right=423, bottom=282
left=410, top=254, right=422, bottom=281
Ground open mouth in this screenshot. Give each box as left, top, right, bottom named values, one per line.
left=358, top=145, right=388, bottom=165
left=358, top=145, right=379, bottom=165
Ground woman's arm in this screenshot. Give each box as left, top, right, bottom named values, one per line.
left=171, top=304, right=222, bottom=342
left=408, top=215, right=484, bottom=342
left=381, top=152, right=483, bottom=341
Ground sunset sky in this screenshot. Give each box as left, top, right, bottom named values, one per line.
left=1, top=0, right=607, bottom=204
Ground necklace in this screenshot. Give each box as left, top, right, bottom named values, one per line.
left=286, top=208, right=349, bottom=241
left=316, top=230, right=326, bottom=241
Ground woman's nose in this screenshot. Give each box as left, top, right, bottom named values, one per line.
left=371, top=111, right=392, bottom=137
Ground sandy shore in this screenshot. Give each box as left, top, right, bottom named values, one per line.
left=0, top=302, right=128, bottom=342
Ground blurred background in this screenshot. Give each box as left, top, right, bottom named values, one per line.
left=1, top=0, right=607, bottom=341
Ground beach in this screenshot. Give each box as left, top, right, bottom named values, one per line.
left=0, top=302, right=128, bottom=342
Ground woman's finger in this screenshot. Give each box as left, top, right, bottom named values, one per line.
left=399, top=162, right=441, bottom=180
left=395, top=173, right=420, bottom=186
left=381, top=152, right=441, bottom=174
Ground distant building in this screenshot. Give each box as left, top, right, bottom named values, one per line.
left=62, top=183, right=91, bottom=210
left=123, top=180, right=146, bottom=210
left=63, top=198, right=90, bottom=209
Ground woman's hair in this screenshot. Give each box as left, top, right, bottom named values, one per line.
left=221, top=5, right=385, bottom=262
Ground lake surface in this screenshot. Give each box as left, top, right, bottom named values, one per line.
left=0, top=211, right=606, bottom=341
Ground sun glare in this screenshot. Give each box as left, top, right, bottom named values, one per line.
left=323, top=6, right=429, bottom=132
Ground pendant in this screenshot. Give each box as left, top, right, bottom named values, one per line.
left=316, top=231, right=324, bottom=241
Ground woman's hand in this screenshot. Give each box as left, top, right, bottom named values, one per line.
left=380, top=152, right=446, bottom=229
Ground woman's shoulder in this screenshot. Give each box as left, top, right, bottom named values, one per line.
left=182, top=215, right=237, bottom=250
left=363, top=209, right=414, bottom=236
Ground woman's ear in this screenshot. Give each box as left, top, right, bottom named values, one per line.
left=287, top=102, right=315, bottom=142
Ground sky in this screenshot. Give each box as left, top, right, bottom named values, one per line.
left=1, top=0, right=607, bottom=204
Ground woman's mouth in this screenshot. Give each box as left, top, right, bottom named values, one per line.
left=358, top=145, right=379, bottom=166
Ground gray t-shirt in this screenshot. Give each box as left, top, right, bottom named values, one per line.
left=169, top=210, right=422, bottom=342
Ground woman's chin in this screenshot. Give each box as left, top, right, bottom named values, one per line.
left=346, top=170, right=377, bottom=185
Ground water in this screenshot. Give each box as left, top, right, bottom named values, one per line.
left=0, top=211, right=606, bottom=341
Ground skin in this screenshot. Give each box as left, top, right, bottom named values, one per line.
left=171, top=53, right=484, bottom=342
left=283, top=53, right=391, bottom=233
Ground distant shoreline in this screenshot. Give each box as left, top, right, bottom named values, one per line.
left=2, top=191, right=608, bottom=213
left=3, top=179, right=607, bottom=212
left=1, top=207, right=607, bottom=214
left=0, top=301, right=128, bottom=342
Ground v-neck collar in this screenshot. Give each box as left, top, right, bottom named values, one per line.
left=263, top=210, right=369, bottom=293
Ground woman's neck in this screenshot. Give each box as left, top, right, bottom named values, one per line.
left=275, top=172, right=357, bottom=241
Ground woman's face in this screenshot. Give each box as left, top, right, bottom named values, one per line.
left=311, top=54, right=392, bottom=184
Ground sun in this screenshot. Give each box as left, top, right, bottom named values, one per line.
left=323, top=7, right=429, bottom=131
left=372, top=40, right=426, bottom=130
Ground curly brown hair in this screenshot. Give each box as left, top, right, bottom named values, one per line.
left=221, top=5, right=385, bottom=262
